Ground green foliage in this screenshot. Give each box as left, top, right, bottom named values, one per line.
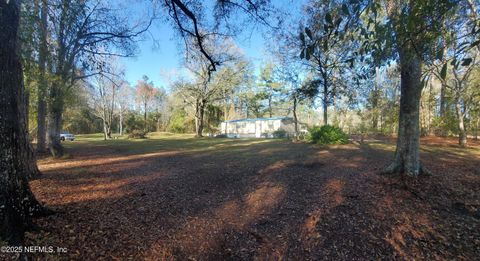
left=431, top=113, right=458, bottom=136
left=307, top=125, right=349, bottom=145
left=124, top=113, right=144, bottom=134
left=128, top=130, right=146, bottom=139
left=204, top=104, right=222, bottom=133
left=272, top=129, right=287, bottom=138
left=64, top=108, right=103, bottom=134
left=167, top=109, right=192, bottom=133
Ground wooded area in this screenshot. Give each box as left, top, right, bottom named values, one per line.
left=1, top=0, right=479, bottom=259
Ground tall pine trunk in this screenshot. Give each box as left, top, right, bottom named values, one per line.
left=323, top=74, right=328, bottom=125
left=322, top=97, right=328, bottom=125
left=36, top=0, right=48, bottom=153
left=384, top=48, right=429, bottom=177
left=1, top=0, right=48, bottom=244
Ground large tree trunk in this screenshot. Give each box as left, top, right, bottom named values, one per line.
left=455, top=99, right=467, bottom=147
left=0, top=0, right=48, bottom=244
left=36, top=0, right=48, bottom=153
left=383, top=49, right=429, bottom=177
left=47, top=85, right=64, bottom=157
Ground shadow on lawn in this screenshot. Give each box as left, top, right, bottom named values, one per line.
left=25, top=138, right=480, bottom=260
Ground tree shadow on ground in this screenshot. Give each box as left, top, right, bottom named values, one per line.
left=16, top=138, right=480, bottom=260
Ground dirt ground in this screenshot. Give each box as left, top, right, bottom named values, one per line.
left=3, top=135, right=480, bottom=260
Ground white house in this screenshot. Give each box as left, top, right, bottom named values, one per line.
left=219, top=117, right=302, bottom=138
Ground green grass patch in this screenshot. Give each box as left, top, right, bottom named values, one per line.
left=64, top=132, right=280, bottom=155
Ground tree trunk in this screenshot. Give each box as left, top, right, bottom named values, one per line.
left=107, top=124, right=111, bottom=138
left=119, top=110, right=123, bottom=136
left=268, top=95, right=273, bottom=118
left=455, top=99, right=467, bottom=147
left=109, top=84, right=115, bottom=137
left=293, top=93, right=299, bottom=140
left=0, top=0, right=48, bottom=244
left=322, top=99, right=328, bottom=126
left=323, top=78, right=328, bottom=125
left=36, top=0, right=48, bottom=153
left=195, top=100, right=205, bottom=137
left=439, top=46, right=447, bottom=119
left=383, top=49, right=429, bottom=177
left=474, top=117, right=479, bottom=140
left=102, top=108, right=112, bottom=140
left=37, top=92, right=47, bottom=151
left=47, top=84, right=64, bottom=157
left=102, top=117, right=108, bottom=141
left=22, top=90, right=41, bottom=180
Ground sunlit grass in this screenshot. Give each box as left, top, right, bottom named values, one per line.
left=63, top=132, right=279, bottom=155
left=61, top=133, right=479, bottom=163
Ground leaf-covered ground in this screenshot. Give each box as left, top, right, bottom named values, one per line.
left=3, top=133, right=480, bottom=260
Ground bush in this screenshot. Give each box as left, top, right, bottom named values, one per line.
left=167, top=109, right=193, bottom=133
left=272, top=129, right=287, bottom=138
left=307, top=125, right=349, bottom=145
left=124, top=113, right=145, bottom=134
left=128, top=130, right=146, bottom=139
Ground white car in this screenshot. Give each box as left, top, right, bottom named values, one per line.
left=60, top=132, right=75, bottom=141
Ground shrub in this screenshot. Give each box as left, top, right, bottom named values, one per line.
left=124, top=113, right=144, bottom=134
left=128, top=129, right=147, bottom=139
left=272, top=129, right=287, bottom=138
left=167, top=109, right=193, bottom=133
left=307, top=125, right=349, bottom=145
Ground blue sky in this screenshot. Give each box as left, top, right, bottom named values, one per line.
left=120, top=0, right=305, bottom=91
left=122, top=22, right=267, bottom=90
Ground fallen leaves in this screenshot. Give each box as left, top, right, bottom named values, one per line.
left=2, top=135, right=477, bottom=260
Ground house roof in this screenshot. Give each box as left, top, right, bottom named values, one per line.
left=224, top=116, right=291, bottom=123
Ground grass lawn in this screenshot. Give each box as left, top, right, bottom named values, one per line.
left=8, top=133, right=479, bottom=260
